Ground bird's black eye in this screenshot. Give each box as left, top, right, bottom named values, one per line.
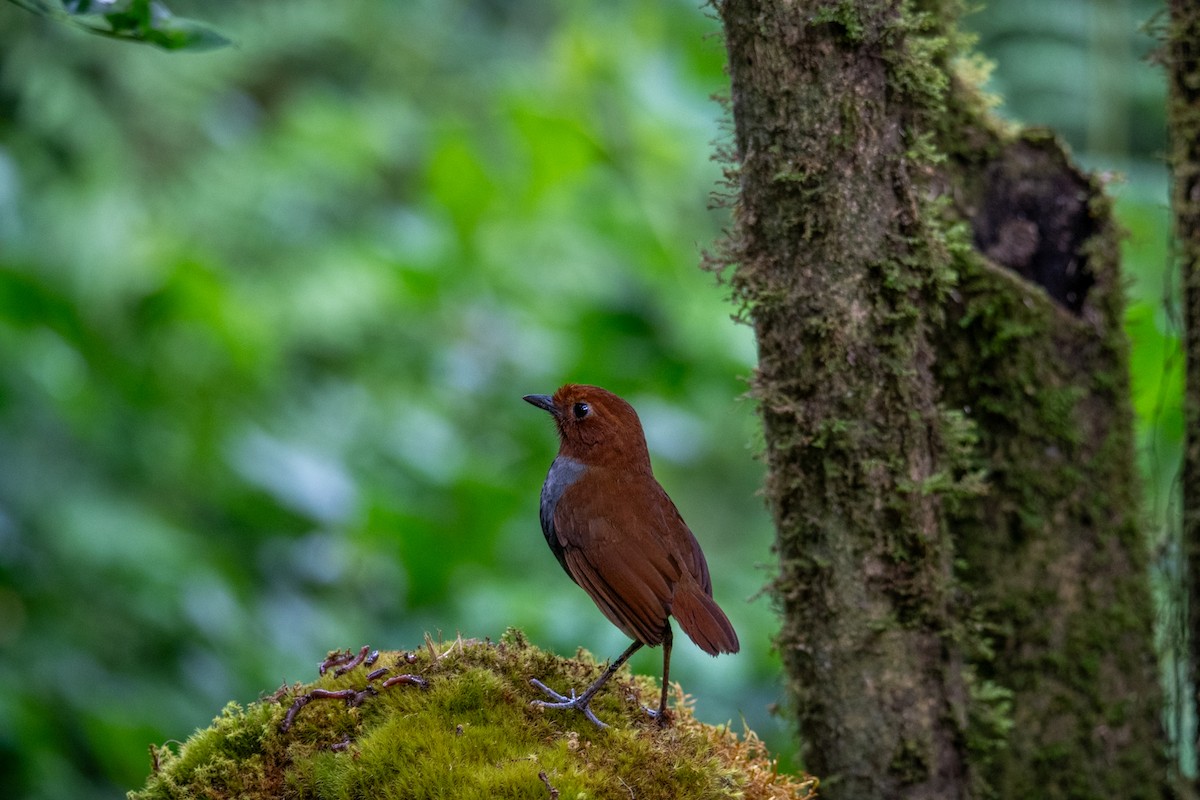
left=572, top=402, right=590, bottom=419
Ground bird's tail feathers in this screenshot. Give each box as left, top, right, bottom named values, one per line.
left=672, top=579, right=739, bottom=656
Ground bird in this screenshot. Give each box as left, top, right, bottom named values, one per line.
left=522, top=384, right=739, bottom=728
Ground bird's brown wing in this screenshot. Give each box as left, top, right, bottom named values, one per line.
left=560, top=520, right=675, bottom=646
left=553, top=475, right=688, bottom=646
left=649, top=483, right=713, bottom=596
left=555, top=474, right=724, bottom=646
left=646, top=483, right=737, bottom=654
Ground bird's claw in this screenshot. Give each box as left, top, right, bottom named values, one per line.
left=642, top=705, right=671, bottom=728
left=528, top=678, right=609, bottom=729
left=529, top=678, right=575, bottom=703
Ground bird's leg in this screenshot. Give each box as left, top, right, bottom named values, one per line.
left=644, top=625, right=673, bottom=726
left=530, top=640, right=643, bottom=729
left=658, top=626, right=673, bottom=724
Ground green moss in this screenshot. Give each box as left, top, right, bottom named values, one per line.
left=129, top=634, right=816, bottom=800
left=811, top=1, right=866, bottom=42
left=962, top=667, right=1015, bottom=771
left=889, top=736, right=931, bottom=785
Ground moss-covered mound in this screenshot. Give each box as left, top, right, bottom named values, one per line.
left=129, top=630, right=816, bottom=800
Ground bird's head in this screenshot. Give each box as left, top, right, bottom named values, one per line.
left=523, top=384, right=651, bottom=468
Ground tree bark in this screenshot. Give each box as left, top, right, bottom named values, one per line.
left=715, top=1, right=1171, bottom=798
left=1168, top=0, right=1200, bottom=788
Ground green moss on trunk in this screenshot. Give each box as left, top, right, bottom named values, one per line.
left=716, top=1, right=981, bottom=796
left=939, top=137, right=1167, bottom=798
left=715, top=0, right=1169, bottom=797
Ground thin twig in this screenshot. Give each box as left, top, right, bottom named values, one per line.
left=538, top=771, right=559, bottom=799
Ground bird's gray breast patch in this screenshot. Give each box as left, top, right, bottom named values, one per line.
left=540, top=455, right=588, bottom=539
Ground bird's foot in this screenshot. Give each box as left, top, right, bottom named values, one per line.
left=642, top=705, right=672, bottom=728
left=528, top=678, right=609, bottom=729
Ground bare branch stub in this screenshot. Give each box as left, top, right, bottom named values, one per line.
left=318, top=649, right=355, bottom=676
left=279, top=654, right=430, bottom=733
left=280, top=688, right=370, bottom=732
left=382, top=674, right=429, bottom=690
left=334, top=646, right=373, bottom=676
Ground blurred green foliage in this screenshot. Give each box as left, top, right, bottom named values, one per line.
left=0, top=1, right=1183, bottom=798
left=7, top=0, right=230, bottom=50
left=0, top=2, right=779, bottom=798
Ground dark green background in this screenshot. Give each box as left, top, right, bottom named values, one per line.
left=0, top=2, right=1182, bottom=798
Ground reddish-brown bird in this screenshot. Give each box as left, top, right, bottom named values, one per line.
left=523, top=384, right=739, bottom=728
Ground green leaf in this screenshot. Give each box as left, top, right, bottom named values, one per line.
left=6, top=0, right=231, bottom=50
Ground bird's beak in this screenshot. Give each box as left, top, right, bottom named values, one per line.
left=523, top=394, right=558, bottom=416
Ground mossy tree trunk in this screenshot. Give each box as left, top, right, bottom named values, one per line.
left=715, top=1, right=1170, bottom=798
left=1168, top=0, right=1200, bottom=787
